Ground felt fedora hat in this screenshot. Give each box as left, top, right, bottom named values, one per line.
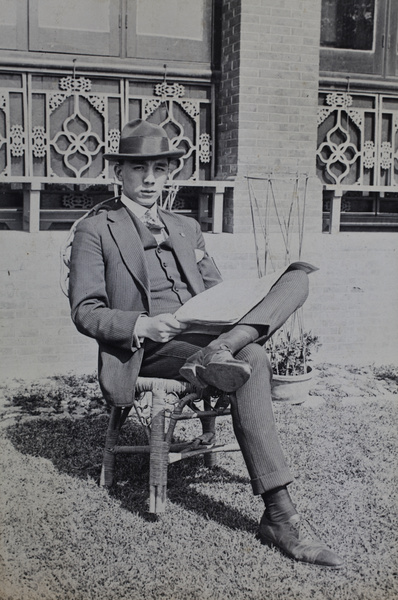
left=103, top=119, right=185, bottom=161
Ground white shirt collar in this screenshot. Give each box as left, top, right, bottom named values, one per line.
left=120, top=193, right=159, bottom=219
left=120, top=193, right=166, bottom=243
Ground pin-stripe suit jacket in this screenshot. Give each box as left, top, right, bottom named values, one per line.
left=68, top=198, right=222, bottom=406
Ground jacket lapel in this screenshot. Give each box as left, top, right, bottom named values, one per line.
left=107, top=205, right=151, bottom=303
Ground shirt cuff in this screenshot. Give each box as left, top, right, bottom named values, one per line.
left=132, top=314, right=147, bottom=349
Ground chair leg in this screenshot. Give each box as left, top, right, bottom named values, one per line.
left=149, top=389, right=169, bottom=513
left=201, top=415, right=217, bottom=468
left=100, top=406, right=123, bottom=487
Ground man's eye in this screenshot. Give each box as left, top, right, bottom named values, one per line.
left=156, top=166, right=167, bottom=172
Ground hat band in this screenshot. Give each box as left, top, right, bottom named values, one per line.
left=119, top=135, right=171, bottom=156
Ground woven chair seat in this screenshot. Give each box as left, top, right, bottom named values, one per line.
left=135, top=377, right=195, bottom=394
left=133, top=377, right=197, bottom=427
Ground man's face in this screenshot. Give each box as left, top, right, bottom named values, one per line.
left=114, top=159, right=169, bottom=207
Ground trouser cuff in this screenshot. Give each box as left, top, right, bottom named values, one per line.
left=251, top=468, right=293, bottom=495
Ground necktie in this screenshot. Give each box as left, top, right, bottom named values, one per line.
left=141, top=210, right=165, bottom=230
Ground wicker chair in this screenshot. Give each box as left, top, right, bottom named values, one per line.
left=99, top=376, right=240, bottom=514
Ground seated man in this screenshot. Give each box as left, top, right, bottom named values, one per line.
left=68, top=119, right=343, bottom=568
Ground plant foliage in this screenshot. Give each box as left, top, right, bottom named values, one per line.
left=266, top=331, right=321, bottom=376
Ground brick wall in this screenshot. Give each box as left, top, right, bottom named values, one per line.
left=0, top=230, right=396, bottom=383
left=217, top=0, right=322, bottom=236
left=0, top=232, right=98, bottom=381
left=237, top=0, right=322, bottom=174
left=216, top=0, right=241, bottom=180
left=202, top=231, right=398, bottom=367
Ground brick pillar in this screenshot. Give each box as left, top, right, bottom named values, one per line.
left=216, top=0, right=241, bottom=181
left=216, top=0, right=323, bottom=243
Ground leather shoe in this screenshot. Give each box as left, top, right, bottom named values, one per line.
left=179, top=360, right=208, bottom=389
left=180, top=344, right=252, bottom=392
left=258, top=513, right=344, bottom=568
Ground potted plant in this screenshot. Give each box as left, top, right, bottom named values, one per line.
left=266, top=327, right=321, bottom=404
left=247, top=172, right=321, bottom=404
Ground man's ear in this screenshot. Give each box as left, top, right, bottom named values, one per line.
left=114, top=164, right=123, bottom=182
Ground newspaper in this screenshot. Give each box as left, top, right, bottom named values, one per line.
left=175, top=261, right=318, bottom=327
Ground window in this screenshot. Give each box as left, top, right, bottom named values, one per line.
left=0, top=184, right=23, bottom=230
left=0, top=0, right=28, bottom=51
left=127, top=0, right=212, bottom=63
left=0, top=0, right=214, bottom=64
left=322, top=191, right=398, bottom=231
left=320, top=0, right=398, bottom=78
left=321, top=0, right=376, bottom=51
left=29, top=0, right=120, bottom=56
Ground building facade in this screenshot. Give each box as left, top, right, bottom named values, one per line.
left=318, top=0, right=398, bottom=232
left=0, top=0, right=396, bottom=379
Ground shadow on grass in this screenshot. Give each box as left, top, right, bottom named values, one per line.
left=6, top=415, right=256, bottom=533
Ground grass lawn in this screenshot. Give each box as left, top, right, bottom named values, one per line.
left=0, top=364, right=397, bottom=600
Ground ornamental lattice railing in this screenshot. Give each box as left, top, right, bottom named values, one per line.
left=0, top=71, right=213, bottom=184
left=0, top=70, right=233, bottom=232
left=317, top=90, right=398, bottom=192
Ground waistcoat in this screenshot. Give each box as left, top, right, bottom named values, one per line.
left=128, top=211, right=193, bottom=316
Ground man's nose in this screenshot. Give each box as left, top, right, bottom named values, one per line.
left=143, top=167, right=155, bottom=183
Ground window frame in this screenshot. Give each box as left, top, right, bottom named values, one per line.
left=28, top=0, right=121, bottom=57
left=319, top=0, right=393, bottom=78
left=0, top=0, right=28, bottom=51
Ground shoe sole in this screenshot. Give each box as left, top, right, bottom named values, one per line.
left=196, top=362, right=251, bottom=392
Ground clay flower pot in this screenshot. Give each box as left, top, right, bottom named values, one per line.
left=271, top=367, right=314, bottom=405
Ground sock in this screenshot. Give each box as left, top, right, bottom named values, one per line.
left=261, top=486, right=298, bottom=522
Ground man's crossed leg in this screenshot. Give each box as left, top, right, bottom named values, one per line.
left=139, top=270, right=344, bottom=568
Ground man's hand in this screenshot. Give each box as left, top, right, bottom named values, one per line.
left=135, top=313, right=188, bottom=343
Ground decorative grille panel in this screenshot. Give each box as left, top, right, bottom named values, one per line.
left=0, top=71, right=214, bottom=184
left=317, top=90, right=398, bottom=191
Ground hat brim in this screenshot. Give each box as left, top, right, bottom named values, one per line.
left=103, top=149, right=185, bottom=161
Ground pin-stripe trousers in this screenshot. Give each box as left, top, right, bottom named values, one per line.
left=139, top=270, right=309, bottom=494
